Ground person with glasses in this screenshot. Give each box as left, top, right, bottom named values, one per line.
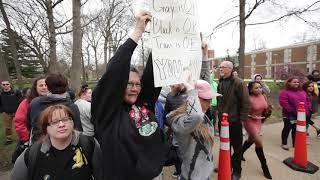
left=91, top=11, right=168, bottom=179
left=75, top=84, right=94, bottom=136
left=217, top=61, right=250, bottom=180
left=0, top=80, right=22, bottom=145
left=11, top=104, right=103, bottom=180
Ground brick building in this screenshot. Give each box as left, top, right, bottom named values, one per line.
left=210, top=40, right=320, bottom=80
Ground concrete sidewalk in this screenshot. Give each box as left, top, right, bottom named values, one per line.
left=163, top=120, right=320, bottom=180
left=211, top=120, right=320, bottom=180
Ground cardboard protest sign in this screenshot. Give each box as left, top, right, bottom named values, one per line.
left=150, top=0, right=202, bottom=87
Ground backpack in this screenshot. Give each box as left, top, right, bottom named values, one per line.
left=24, top=134, right=95, bottom=180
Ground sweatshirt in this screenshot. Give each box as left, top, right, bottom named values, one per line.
left=166, top=89, right=214, bottom=179
left=91, top=38, right=168, bottom=180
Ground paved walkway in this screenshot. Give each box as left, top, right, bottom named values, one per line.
left=163, top=119, right=320, bottom=180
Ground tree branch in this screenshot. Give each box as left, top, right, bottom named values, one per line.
left=208, top=15, right=238, bottom=37
left=245, top=0, right=265, bottom=20
left=52, top=0, right=64, bottom=9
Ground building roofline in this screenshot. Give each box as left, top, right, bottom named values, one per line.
left=213, top=39, right=320, bottom=60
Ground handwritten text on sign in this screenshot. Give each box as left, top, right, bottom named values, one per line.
left=150, top=0, right=202, bottom=87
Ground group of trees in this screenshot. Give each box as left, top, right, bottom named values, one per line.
left=0, top=0, right=135, bottom=88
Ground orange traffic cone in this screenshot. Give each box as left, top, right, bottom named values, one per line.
left=218, top=113, right=231, bottom=180
left=283, top=102, right=319, bottom=174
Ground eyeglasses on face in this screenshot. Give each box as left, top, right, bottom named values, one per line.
left=48, top=117, right=72, bottom=127
left=127, top=82, right=141, bottom=89
left=2, top=84, right=9, bottom=86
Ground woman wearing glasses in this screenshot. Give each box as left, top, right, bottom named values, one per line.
left=91, top=11, right=168, bottom=179
left=11, top=104, right=102, bottom=180
left=75, top=84, right=94, bottom=136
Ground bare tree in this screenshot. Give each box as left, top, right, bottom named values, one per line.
left=0, top=0, right=22, bottom=86
left=100, top=0, right=134, bottom=63
left=70, top=0, right=82, bottom=91
left=13, top=1, right=50, bottom=73
left=0, top=46, right=10, bottom=81
left=209, top=0, right=319, bottom=78
left=83, top=13, right=103, bottom=80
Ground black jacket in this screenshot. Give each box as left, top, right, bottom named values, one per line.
left=0, top=89, right=22, bottom=113
left=92, top=38, right=169, bottom=180
left=27, top=94, right=82, bottom=142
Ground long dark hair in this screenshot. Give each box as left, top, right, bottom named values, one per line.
left=27, top=76, right=46, bottom=103
left=77, top=84, right=89, bottom=98
left=247, top=81, right=261, bottom=95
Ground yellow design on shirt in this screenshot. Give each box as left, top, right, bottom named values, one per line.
left=72, top=148, right=84, bottom=169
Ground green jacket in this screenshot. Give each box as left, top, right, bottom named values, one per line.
left=209, top=74, right=218, bottom=106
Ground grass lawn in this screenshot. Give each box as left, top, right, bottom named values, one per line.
left=0, top=114, right=18, bottom=170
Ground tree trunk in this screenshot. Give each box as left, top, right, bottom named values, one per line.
left=0, top=0, right=23, bottom=86
left=239, top=0, right=246, bottom=79
left=93, top=46, right=98, bottom=80
left=81, top=52, right=86, bottom=83
left=103, top=37, right=108, bottom=64
left=70, top=0, right=82, bottom=91
left=0, top=48, right=10, bottom=82
left=46, top=0, right=58, bottom=73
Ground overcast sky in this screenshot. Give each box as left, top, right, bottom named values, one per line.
left=60, top=0, right=320, bottom=58
left=197, top=0, right=320, bottom=57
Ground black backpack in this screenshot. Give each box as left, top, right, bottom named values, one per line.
left=24, top=134, right=95, bottom=180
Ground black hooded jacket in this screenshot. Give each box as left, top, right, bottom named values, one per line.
left=91, top=38, right=169, bottom=180
left=0, top=89, right=22, bottom=113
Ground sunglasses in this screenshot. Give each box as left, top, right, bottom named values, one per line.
left=2, top=84, right=9, bottom=86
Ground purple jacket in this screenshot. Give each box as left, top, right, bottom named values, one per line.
left=279, top=88, right=310, bottom=117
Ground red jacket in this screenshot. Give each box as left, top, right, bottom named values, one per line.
left=14, top=99, right=30, bottom=142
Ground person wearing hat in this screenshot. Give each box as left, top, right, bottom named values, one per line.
left=166, top=79, right=218, bottom=180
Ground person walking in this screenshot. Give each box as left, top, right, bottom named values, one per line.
left=11, top=104, right=102, bottom=180
left=166, top=79, right=215, bottom=180
left=91, top=11, right=168, bottom=180
left=302, top=81, right=320, bottom=137
left=0, top=80, right=22, bottom=145
left=242, top=81, right=272, bottom=179
left=75, top=84, right=94, bottom=136
left=217, top=61, right=250, bottom=180
left=279, top=77, right=310, bottom=150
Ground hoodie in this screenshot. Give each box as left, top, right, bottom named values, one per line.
left=166, top=89, right=214, bottom=180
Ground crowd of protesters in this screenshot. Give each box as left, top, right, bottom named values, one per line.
left=0, top=10, right=318, bottom=180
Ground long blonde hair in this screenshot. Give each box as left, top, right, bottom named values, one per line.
left=170, top=103, right=214, bottom=147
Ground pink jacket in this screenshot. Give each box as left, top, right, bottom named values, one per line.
left=279, top=89, right=310, bottom=116
left=14, top=99, right=30, bottom=142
